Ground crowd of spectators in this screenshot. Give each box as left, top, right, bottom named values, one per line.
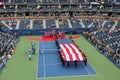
left=0, top=0, right=108, bottom=3
left=0, top=32, right=18, bottom=71
left=83, top=21, right=120, bottom=67
left=2, top=0, right=119, bottom=3
left=0, top=0, right=120, bottom=18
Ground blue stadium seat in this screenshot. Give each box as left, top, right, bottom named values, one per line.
left=33, top=20, right=43, bottom=29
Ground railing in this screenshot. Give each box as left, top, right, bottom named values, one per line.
left=0, top=16, right=120, bottom=20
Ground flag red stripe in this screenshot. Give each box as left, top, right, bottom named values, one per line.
left=60, top=44, right=70, bottom=61
left=72, top=44, right=85, bottom=60
left=60, top=44, right=86, bottom=61
left=68, top=44, right=80, bottom=61
left=74, top=44, right=87, bottom=60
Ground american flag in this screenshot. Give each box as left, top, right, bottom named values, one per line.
left=58, top=38, right=86, bottom=61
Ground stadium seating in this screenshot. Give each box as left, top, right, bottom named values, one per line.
left=3, top=0, right=117, bottom=3
left=46, top=20, right=56, bottom=28
left=0, top=25, right=10, bottom=32
left=4, top=20, right=17, bottom=29
left=59, top=19, right=69, bottom=28
left=0, top=32, right=18, bottom=71
left=82, top=18, right=93, bottom=28
left=0, top=19, right=117, bottom=31
left=102, top=20, right=115, bottom=30
left=19, top=20, right=30, bottom=30
left=83, top=20, right=120, bottom=67
left=70, top=18, right=82, bottom=28
left=117, top=0, right=120, bottom=2
left=33, top=20, right=43, bottom=29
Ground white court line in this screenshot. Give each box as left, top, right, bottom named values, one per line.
left=87, top=60, right=98, bottom=75
left=39, top=74, right=99, bottom=79
left=44, top=45, right=56, bottom=46
left=42, top=42, right=46, bottom=78
left=36, top=41, right=46, bottom=79
left=42, top=45, right=57, bottom=48
left=36, top=41, right=40, bottom=79
left=40, top=49, right=58, bottom=50
left=82, top=51, right=98, bottom=75
left=45, top=63, right=62, bottom=66
left=81, top=61, right=91, bottom=75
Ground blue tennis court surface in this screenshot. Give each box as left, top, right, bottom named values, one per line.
left=37, top=41, right=97, bottom=79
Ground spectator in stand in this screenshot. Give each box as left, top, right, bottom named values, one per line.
left=104, top=44, right=110, bottom=56
left=7, top=54, right=12, bottom=59
left=109, top=50, right=116, bottom=57
left=0, top=50, right=4, bottom=57
left=116, top=47, right=120, bottom=54
left=113, top=53, right=120, bottom=63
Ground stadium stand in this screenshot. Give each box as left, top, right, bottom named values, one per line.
left=46, top=19, right=56, bottom=28
left=33, top=20, right=43, bottom=29
left=70, top=18, right=83, bottom=28
left=0, top=31, right=18, bottom=71
left=19, top=20, right=30, bottom=30
left=59, top=19, right=69, bottom=28
left=83, top=20, right=120, bottom=67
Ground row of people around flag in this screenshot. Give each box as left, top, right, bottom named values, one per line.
left=43, top=30, right=65, bottom=39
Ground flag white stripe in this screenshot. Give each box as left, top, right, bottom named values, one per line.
left=65, top=44, right=76, bottom=61
left=70, top=44, right=84, bottom=60
left=60, top=44, right=70, bottom=61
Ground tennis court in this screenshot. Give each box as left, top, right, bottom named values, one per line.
left=37, top=41, right=97, bottom=79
